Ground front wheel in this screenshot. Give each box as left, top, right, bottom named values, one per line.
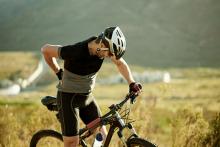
left=30, top=130, right=63, bottom=147
left=127, top=137, right=157, bottom=147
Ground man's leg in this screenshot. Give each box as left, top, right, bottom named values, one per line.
left=63, top=136, right=79, bottom=147
left=100, top=125, right=108, bottom=140
left=57, top=92, right=80, bottom=147
left=80, top=98, right=108, bottom=139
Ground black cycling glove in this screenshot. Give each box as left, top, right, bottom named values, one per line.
left=129, top=82, right=142, bottom=104
left=129, top=82, right=142, bottom=93
left=56, top=69, right=63, bottom=80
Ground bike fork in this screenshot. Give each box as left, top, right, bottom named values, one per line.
left=117, top=123, right=139, bottom=147
left=127, top=123, right=138, bottom=138
left=117, top=130, right=128, bottom=147
left=80, top=139, right=88, bottom=147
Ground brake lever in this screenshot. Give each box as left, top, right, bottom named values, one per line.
left=129, top=92, right=138, bottom=104
left=130, top=95, right=137, bottom=104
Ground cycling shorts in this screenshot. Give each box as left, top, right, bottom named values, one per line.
left=57, top=91, right=101, bottom=136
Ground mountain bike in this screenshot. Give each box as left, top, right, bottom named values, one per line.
left=30, top=92, right=157, bottom=147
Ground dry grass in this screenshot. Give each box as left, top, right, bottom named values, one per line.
left=0, top=77, right=219, bottom=147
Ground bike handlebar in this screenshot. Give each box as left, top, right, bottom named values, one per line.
left=113, top=92, right=138, bottom=109
left=119, top=92, right=137, bottom=107
left=102, top=92, right=139, bottom=119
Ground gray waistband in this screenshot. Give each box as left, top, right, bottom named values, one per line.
left=57, top=69, right=97, bottom=93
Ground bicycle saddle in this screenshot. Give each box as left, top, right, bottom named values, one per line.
left=41, top=96, right=57, bottom=106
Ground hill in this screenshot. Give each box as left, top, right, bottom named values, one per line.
left=0, top=0, right=220, bottom=67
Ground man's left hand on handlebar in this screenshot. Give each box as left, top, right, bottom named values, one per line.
left=129, top=82, right=142, bottom=104
left=129, top=82, right=142, bottom=93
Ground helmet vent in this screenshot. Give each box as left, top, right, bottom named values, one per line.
left=117, top=39, right=120, bottom=45
left=118, top=47, right=121, bottom=51
left=116, top=30, right=121, bottom=38
left=113, top=43, right=117, bottom=51
left=121, top=40, right=123, bottom=47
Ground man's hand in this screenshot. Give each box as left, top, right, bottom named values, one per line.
left=56, top=69, right=63, bottom=80
left=129, top=82, right=142, bottom=93
left=129, top=82, right=142, bottom=104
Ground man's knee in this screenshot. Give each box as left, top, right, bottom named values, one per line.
left=63, top=136, right=79, bottom=147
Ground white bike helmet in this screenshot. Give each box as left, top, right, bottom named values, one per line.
left=99, top=26, right=126, bottom=59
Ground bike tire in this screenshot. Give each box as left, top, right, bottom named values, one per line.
left=30, top=130, right=63, bottom=147
left=127, top=137, right=157, bottom=147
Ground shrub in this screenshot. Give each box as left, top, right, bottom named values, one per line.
left=202, top=112, right=220, bottom=147
left=171, top=106, right=209, bottom=147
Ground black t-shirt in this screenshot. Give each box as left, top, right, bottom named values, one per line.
left=59, top=37, right=104, bottom=75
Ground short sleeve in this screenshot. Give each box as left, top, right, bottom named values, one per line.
left=58, top=44, right=80, bottom=60
left=58, top=47, right=63, bottom=59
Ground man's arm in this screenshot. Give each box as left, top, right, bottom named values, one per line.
left=41, top=44, right=62, bottom=73
left=111, top=56, right=142, bottom=103
left=111, top=56, right=135, bottom=84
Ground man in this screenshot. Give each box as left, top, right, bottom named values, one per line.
left=41, top=26, right=142, bottom=147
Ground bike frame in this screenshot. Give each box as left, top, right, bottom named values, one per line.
left=78, top=93, right=138, bottom=147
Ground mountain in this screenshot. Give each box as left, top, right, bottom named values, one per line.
left=0, top=0, right=220, bottom=67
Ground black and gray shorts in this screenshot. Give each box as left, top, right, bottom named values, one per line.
left=57, top=91, right=101, bottom=136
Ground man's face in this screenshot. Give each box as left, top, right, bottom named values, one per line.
left=97, top=43, right=114, bottom=58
